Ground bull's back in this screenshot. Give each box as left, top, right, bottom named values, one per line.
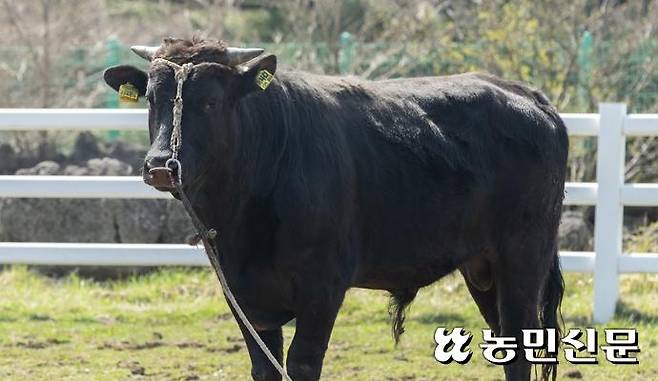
left=319, top=73, right=569, bottom=288
left=325, top=72, right=568, bottom=192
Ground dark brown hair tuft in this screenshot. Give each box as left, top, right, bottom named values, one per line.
left=154, top=37, right=228, bottom=65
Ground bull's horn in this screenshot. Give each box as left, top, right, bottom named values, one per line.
left=225, top=47, right=264, bottom=65
left=130, top=45, right=159, bottom=61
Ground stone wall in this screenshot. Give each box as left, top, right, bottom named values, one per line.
left=0, top=158, right=195, bottom=245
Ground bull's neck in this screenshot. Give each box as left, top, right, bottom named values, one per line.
left=188, top=157, right=244, bottom=222
left=185, top=79, right=288, bottom=231
left=234, top=83, right=288, bottom=195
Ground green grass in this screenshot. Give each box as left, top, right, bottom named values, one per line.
left=0, top=267, right=655, bottom=380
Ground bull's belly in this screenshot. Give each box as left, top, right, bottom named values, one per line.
left=243, top=306, right=295, bottom=331
left=351, top=242, right=466, bottom=290
left=350, top=189, right=495, bottom=290
left=350, top=220, right=492, bottom=290
left=352, top=260, right=458, bottom=290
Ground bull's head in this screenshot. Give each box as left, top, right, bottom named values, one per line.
left=103, top=38, right=277, bottom=197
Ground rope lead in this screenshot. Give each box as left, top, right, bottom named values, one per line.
left=153, top=57, right=291, bottom=381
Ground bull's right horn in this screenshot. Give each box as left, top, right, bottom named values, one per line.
left=225, top=47, right=264, bottom=65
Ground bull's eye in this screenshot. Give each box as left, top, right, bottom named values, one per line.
left=201, top=97, right=218, bottom=113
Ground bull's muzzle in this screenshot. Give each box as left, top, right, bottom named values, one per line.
left=144, top=158, right=181, bottom=193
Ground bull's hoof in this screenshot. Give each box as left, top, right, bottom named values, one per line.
left=287, top=363, right=320, bottom=381
left=251, top=367, right=282, bottom=381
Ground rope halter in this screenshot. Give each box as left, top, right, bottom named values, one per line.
left=147, top=55, right=274, bottom=187
left=149, top=58, right=195, bottom=185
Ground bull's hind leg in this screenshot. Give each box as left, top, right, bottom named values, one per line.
left=460, top=256, right=500, bottom=334
left=493, top=237, right=552, bottom=381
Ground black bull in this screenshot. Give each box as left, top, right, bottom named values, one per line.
left=105, top=44, right=567, bottom=381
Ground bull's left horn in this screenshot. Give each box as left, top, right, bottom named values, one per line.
left=225, top=47, right=264, bottom=65
left=130, top=45, right=159, bottom=61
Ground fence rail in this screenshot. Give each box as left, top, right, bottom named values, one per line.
left=0, top=105, right=657, bottom=323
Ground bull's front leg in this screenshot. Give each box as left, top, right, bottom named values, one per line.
left=286, top=284, right=346, bottom=381
left=242, top=326, right=284, bottom=381
left=228, top=301, right=284, bottom=381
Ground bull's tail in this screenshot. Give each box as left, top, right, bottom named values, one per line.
left=539, top=252, right=565, bottom=381
left=388, top=288, right=418, bottom=344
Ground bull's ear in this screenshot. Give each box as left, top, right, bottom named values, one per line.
left=236, top=54, right=277, bottom=93
left=103, top=65, right=148, bottom=95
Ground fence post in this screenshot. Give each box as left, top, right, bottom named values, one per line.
left=339, top=31, right=353, bottom=74
left=593, top=103, right=626, bottom=323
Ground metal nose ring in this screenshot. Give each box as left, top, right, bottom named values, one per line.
left=165, top=158, right=182, bottom=184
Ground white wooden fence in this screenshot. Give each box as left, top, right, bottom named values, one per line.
left=0, top=105, right=657, bottom=323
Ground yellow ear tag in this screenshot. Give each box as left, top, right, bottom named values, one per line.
left=118, top=82, right=140, bottom=103
left=255, top=70, right=274, bottom=90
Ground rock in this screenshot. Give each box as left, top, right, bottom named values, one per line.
left=15, top=160, right=60, bottom=175
left=0, top=143, right=19, bottom=175
left=0, top=200, right=7, bottom=241
left=70, top=132, right=102, bottom=163
left=0, top=132, right=66, bottom=175
left=62, top=164, right=88, bottom=176
left=3, top=159, right=132, bottom=243
left=2, top=159, right=180, bottom=245
left=85, top=157, right=132, bottom=176
left=106, top=140, right=148, bottom=175
left=162, top=200, right=196, bottom=244
left=34, top=139, right=61, bottom=163
left=106, top=199, right=168, bottom=243
left=60, top=157, right=132, bottom=176
left=0, top=198, right=115, bottom=242
left=559, top=210, right=593, bottom=251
